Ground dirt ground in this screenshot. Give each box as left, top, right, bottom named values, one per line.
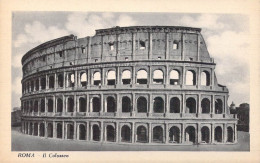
left=11, top=127, right=249, bottom=151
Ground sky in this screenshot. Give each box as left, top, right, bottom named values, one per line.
left=12, top=12, right=250, bottom=109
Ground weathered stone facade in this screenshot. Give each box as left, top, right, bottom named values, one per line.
left=21, top=26, right=237, bottom=145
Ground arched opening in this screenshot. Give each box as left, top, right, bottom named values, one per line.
left=33, top=123, right=38, bottom=136
left=34, top=100, right=38, bottom=112
left=153, top=97, right=164, bottom=113
left=227, top=127, right=234, bottom=143
left=106, top=125, right=116, bottom=142
left=153, top=126, right=164, bottom=143
left=80, top=72, right=87, bottom=87
left=47, top=123, right=53, bottom=138
left=201, top=71, right=210, bottom=86
left=58, top=74, right=64, bottom=87
left=170, top=97, right=180, bottom=113
left=57, top=123, right=62, bottom=139
left=137, top=97, right=147, bottom=113
left=40, top=99, right=45, bottom=112
left=57, top=98, right=63, bottom=112
left=30, top=101, right=33, bottom=112
left=39, top=123, right=45, bottom=137
left=186, top=97, right=196, bottom=113
left=49, top=76, right=55, bottom=88
left=186, top=70, right=196, bottom=85
left=106, top=96, right=116, bottom=112
left=41, top=77, right=46, bottom=90
left=121, top=125, right=131, bottom=142
left=185, top=126, right=196, bottom=143
left=79, top=97, right=86, bottom=112
left=122, top=96, right=131, bottom=112
left=36, top=79, right=39, bottom=90
left=169, top=126, right=180, bottom=143
left=137, top=126, right=147, bottom=143
left=201, top=98, right=210, bottom=114
left=214, top=126, right=222, bottom=142
left=107, top=70, right=116, bottom=85
left=67, top=124, right=74, bottom=139
left=31, top=81, right=34, bottom=92
left=215, top=99, right=223, bottom=114
left=93, top=71, right=101, bottom=86
left=79, top=124, right=86, bottom=140
left=122, top=70, right=131, bottom=85
left=68, top=73, right=75, bottom=87
left=48, top=99, right=53, bottom=112
left=92, top=125, right=100, bottom=141
left=67, top=98, right=74, bottom=112
left=201, top=126, right=210, bottom=143
left=92, top=97, right=101, bottom=112
left=170, top=70, right=180, bottom=85
left=153, top=69, right=164, bottom=84
left=137, top=70, right=147, bottom=84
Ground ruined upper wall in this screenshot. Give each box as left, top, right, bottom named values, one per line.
left=21, top=26, right=213, bottom=76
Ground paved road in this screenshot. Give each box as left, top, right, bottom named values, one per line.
left=12, top=127, right=249, bottom=151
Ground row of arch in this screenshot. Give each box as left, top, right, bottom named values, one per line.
left=22, top=68, right=211, bottom=93
left=22, top=96, right=224, bottom=114
left=23, top=122, right=235, bottom=144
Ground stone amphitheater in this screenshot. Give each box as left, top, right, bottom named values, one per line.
left=20, top=26, right=237, bottom=145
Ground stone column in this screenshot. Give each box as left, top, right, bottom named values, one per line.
left=181, top=33, right=185, bottom=60
left=54, top=73, right=57, bottom=90
left=116, top=93, right=119, bottom=116
left=211, top=68, right=214, bottom=88
left=100, top=94, right=104, bottom=114
left=90, top=124, right=93, bottom=141
left=53, top=96, right=56, bottom=113
left=211, top=95, right=215, bottom=115
left=63, top=71, right=66, bottom=89
left=197, top=94, right=201, bottom=115
left=149, top=123, right=152, bottom=143
left=39, top=77, right=41, bottom=90
left=165, top=32, right=169, bottom=59
left=62, top=95, right=65, bottom=113
left=100, top=122, right=104, bottom=142
left=234, top=124, right=237, bottom=143
left=131, top=93, right=135, bottom=116
left=87, top=37, right=91, bottom=63
left=102, top=69, right=105, bottom=86
left=197, top=67, right=201, bottom=88
left=116, top=122, right=119, bottom=142
left=74, top=70, right=78, bottom=88
left=44, top=97, right=47, bottom=114
left=165, top=123, right=169, bottom=144
left=197, top=123, right=201, bottom=144
left=197, top=34, right=200, bottom=61
left=132, top=122, right=135, bottom=143
left=182, top=66, right=186, bottom=86
left=116, top=66, right=120, bottom=85
left=182, top=93, right=185, bottom=114
left=181, top=123, right=185, bottom=143
left=132, top=66, right=136, bottom=85
left=165, top=94, right=169, bottom=116
left=165, top=65, right=169, bottom=85
left=132, top=33, right=136, bottom=60
left=46, top=74, right=49, bottom=89
left=73, top=121, right=77, bottom=140
left=53, top=121, right=57, bottom=138
left=148, top=32, right=152, bottom=59
left=211, top=123, right=215, bottom=144
left=223, top=123, right=227, bottom=143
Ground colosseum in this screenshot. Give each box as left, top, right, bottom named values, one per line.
left=20, top=26, right=237, bottom=145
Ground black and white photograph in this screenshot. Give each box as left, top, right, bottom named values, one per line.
left=11, top=12, right=250, bottom=151
left=0, top=0, right=259, bottom=162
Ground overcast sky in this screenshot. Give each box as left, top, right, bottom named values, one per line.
left=12, top=12, right=250, bottom=109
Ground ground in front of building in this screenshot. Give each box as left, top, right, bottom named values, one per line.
left=11, top=127, right=249, bottom=151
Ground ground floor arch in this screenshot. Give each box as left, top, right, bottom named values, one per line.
left=153, top=126, right=164, bottom=143
left=57, top=123, right=63, bottom=139
left=201, top=126, right=210, bottom=143
left=92, top=124, right=100, bottom=141
left=214, top=126, right=222, bottom=143
left=121, top=125, right=131, bottom=142
left=67, top=124, right=74, bottom=139
left=227, top=127, right=234, bottom=143
left=169, top=126, right=180, bottom=143
left=185, top=126, right=196, bottom=143
left=106, top=125, right=116, bottom=142
left=79, top=124, right=86, bottom=140
left=137, top=126, right=148, bottom=143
